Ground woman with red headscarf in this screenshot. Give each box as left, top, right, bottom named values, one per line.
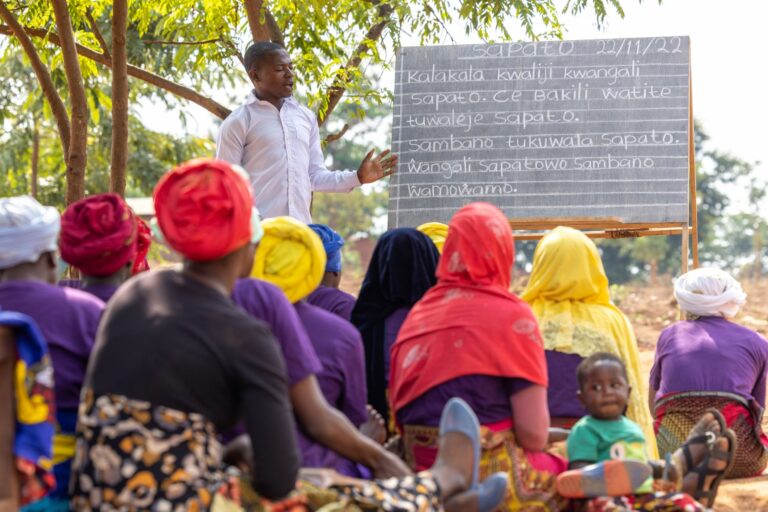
left=59, top=193, right=151, bottom=302
left=390, top=202, right=566, bottom=511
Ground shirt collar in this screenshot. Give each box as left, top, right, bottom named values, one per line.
left=244, top=90, right=298, bottom=108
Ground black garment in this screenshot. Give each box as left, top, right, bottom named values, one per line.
left=85, top=269, right=299, bottom=499
left=350, top=228, right=439, bottom=418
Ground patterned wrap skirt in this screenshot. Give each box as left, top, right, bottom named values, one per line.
left=654, top=391, right=768, bottom=478
left=69, top=390, right=442, bottom=512
left=403, top=422, right=568, bottom=511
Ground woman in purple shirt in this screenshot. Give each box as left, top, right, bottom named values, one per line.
left=651, top=268, right=768, bottom=477
left=306, top=223, right=356, bottom=320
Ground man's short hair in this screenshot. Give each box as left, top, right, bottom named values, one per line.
left=244, top=42, right=285, bottom=74
left=576, top=352, right=628, bottom=389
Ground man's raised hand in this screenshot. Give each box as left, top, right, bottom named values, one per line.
left=357, top=149, right=398, bottom=184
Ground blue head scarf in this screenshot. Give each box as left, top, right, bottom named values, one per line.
left=309, top=224, right=344, bottom=273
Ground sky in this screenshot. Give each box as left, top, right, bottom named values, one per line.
left=148, top=0, right=767, bottom=214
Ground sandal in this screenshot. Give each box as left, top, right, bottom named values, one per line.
left=556, top=459, right=652, bottom=498
left=676, top=410, right=723, bottom=476
left=690, top=428, right=737, bottom=509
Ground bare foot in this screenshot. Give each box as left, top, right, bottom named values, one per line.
left=360, top=405, right=387, bottom=445
left=430, top=431, right=474, bottom=500
left=681, top=432, right=734, bottom=509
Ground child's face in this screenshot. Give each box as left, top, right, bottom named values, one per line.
left=578, top=362, right=631, bottom=420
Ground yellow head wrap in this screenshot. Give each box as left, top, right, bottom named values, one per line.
left=521, top=226, right=657, bottom=457
left=416, top=222, right=448, bottom=253
left=251, top=217, right=326, bottom=303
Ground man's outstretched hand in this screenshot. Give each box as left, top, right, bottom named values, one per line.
left=357, top=149, right=398, bottom=184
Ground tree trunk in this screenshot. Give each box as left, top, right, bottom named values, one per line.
left=31, top=117, right=39, bottom=198
left=243, top=0, right=283, bottom=45
left=0, top=1, right=70, bottom=160
left=110, top=0, right=129, bottom=196
left=50, top=0, right=89, bottom=204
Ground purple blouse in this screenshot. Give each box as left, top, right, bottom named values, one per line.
left=651, top=317, right=768, bottom=407
left=306, top=286, right=356, bottom=321
left=0, top=280, right=104, bottom=410
left=60, top=279, right=120, bottom=303
left=397, top=375, right=532, bottom=426
left=384, top=307, right=410, bottom=385
left=546, top=350, right=588, bottom=419
left=232, top=279, right=321, bottom=386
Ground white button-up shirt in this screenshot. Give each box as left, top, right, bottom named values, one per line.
left=216, top=93, right=360, bottom=223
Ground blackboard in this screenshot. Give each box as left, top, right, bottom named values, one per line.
left=388, top=36, right=691, bottom=228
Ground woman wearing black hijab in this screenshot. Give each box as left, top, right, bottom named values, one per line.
left=351, top=228, right=440, bottom=419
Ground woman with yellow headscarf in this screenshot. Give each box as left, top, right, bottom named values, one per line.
left=521, top=226, right=657, bottom=458
left=248, top=216, right=403, bottom=477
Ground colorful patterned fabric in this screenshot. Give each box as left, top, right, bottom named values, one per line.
left=59, top=193, right=139, bottom=277
left=654, top=391, right=768, bottom=478
left=131, top=217, right=152, bottom=275
left=153, top=158, right=255, bottom=261
left=0, top=311, right=56, bottom=505
left=521, top=226, right=657, bottom=459
left=71, top=391, right=442, bottom=512
left=252, top=217, right=326, bottom=303
left=402, top=423, right=566, bottom=511
left=390, top=203, right=547, bottom=415
left=584, top=492, right=705, bottom=511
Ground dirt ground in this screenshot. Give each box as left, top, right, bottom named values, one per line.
left=341, top=274, right=768, bottom=510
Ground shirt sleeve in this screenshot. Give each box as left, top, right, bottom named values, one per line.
left=305, top=111, right=361, bottom=193
left=216, top=111, right=247, bottom=167
left=649, top=329, right=668, bottom=391
left=567, top=420, right=600, bottom=463
left=235, top=321, right=300, bottom=500
left=338, top=331, right=368, bottom=426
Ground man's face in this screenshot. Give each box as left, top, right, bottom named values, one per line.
left=250, top=50, right=294, bottom=102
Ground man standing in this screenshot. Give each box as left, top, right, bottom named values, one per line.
left=216, top=42, right=397, bottom=223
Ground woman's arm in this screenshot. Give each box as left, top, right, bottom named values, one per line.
left=510, top=384, right=550, bottom=451
left=290, top=375, right=411, bottom=478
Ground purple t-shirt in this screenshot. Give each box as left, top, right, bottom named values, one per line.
left=0, top=280, right=104, bottom=410
left=293, top=301, right=367, bottom=475
left=384, top=307, right=410, bottom=385
left=650, top=317, right=768, bottom=407
left=546, top=350, right=588, bottom=419
left=60, top=279, right=120, bottom=303
left=306, top=286, right=356, bottom=321
left=397, top=375, right=532, bottom=427
left=232, top=279, right=321, bottom=385
left=293, top=301, right=367, bottom=425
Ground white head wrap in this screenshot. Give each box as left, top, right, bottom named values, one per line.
left=674, top=267, right=746, bottom=318
left=0, top=196, right=61, bottom=269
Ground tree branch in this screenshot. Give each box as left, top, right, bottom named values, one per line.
left=0, top=24, right=232, bottom=119
left=85, top=8, right=110, bottom=58
left=142, top=37, right=220, bottom=46
left=322, top=123, right=349, bottom=146
left=0, top=1, right=70, bottom=160
left=317, top=3, right=393, bottom=126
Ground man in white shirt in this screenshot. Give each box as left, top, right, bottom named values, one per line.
left=216, top=42, right=397, bottom=223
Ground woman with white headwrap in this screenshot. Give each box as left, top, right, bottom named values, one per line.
left=650, top=268, right=768, bottom=478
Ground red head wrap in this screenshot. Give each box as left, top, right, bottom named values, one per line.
left=60, top=193, right=138, bottom=277
left=153, top=158, right=253, bottom=261
left=131, top=217, right=152, bottom=275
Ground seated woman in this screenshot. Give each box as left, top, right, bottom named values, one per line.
left=305, top=223, right=357, bottom=320
left=417, top=222, right=448, bottom=253
left=245, top=216, right=382, bottom=476
left=390, top=202, right=565, bottom=511
left=352, top=228, right=439, bottom=419
left=70, top=158, right=506, bottom=511
left=521, top=226, right=657, bottom=457
left=59, top=193, right=151, bottom=302
left=651, top=267, right=768, bottom=478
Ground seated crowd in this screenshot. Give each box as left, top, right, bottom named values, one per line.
left=0, top=158, right=765, bottom=512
